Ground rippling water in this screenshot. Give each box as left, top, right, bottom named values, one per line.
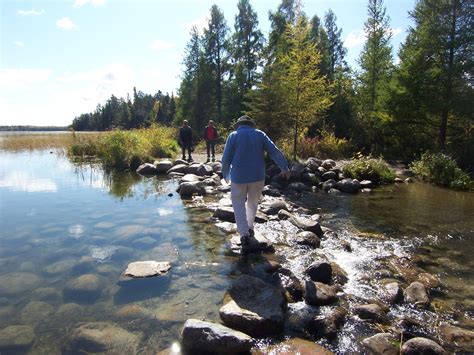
left=0, top=149, right=472, bottom=353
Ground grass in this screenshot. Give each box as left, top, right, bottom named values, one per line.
left=0, top=131, right=102, bottom=152
left=343, top=153, right=396, bottom=184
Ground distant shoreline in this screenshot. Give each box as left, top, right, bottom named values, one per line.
left=0, top=125, right=70, bottom=131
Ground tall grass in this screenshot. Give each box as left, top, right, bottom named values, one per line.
left=69, top=124, right=179, bottom=170
left=0, top=132, right=101, bottom=152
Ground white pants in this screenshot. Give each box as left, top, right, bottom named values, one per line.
left=231, top=180, right=265, bottom=237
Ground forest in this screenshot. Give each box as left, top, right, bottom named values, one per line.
left=70, top=0, right=473, bottom=173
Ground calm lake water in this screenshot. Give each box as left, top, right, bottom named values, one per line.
left=0, top=145, right=473, bottom=353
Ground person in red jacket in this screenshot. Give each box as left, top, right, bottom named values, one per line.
left=203, top=120, right=218, bottom=162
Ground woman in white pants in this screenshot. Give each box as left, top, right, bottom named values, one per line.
left=221, top=116, right=290, bottom=246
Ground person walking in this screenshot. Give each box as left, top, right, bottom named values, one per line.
left=179, top=120, right=193, bottom=162
left=221, top=115, right=290, bottom=247
left=203, top=120, right=218, bottom=162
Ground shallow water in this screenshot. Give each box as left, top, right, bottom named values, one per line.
left=0, top=149, right=473, bottom=353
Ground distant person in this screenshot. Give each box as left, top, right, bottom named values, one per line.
left=203, top=120, right=218, bottom=162
left=179, top=120, right=193, bottom=162
left=221, top=115, right=290, bottom=247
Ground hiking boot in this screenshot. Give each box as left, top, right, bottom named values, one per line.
left=240, top=235, right=250, bottom=247
left=248, top=229, right=255, bottom=238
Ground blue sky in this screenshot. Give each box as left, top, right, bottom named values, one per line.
left=1, top=0, right=416, bottom=127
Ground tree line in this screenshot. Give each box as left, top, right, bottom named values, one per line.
left=71, top=0, right=473, bottom=171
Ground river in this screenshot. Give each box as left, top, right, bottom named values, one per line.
left=0, top=146, right=472, bottom=353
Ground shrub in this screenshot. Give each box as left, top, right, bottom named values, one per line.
left=410, top=152, right=473, bottom=190
left=343, top=153, right=395, bottom=184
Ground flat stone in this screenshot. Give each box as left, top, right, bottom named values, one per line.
left=293, top=231, right=321, bottom=248
left=136, top=163, right=157, bottom=175
left=0, top=325, right=35, bottom=353
left=123, top=260, right=171, bottom=278
left=219, top=274, right=286, bottom=337
left=214, top=206, right=268, bottom=224
left=278, top=210, right=323, bottom=237
left=154, top=160, right=173, bottom=174
left=181, top=319, right=254, bottom=353
left=63, top=321, right=142, bottom=354
left=401, top=337, right=445, bottom=354
left=229, top=231, right=274, bottom=254
left=362, top=333, right=399, bottom=355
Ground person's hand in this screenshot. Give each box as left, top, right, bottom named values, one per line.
left=280, top=170, right=291, bottom=179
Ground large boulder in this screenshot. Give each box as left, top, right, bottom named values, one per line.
left=322, top=171, right=337, bottom=181
left=362, top=333, right=399, bottom=355
left=63, top=274, right=102, bottom=303
left=181, top=319, right=254, bottom=353
left=0, top=325, right=35, bottom=354
left=154, top=159, right=173, bottom=174
left=336, top=178, right=360, bottom=193
left=219, top=274, right=286, bottom=337
left=63, top=322, right=142, bottom=354
left=306, top=157, right=323, bottom=172
left=278, top=268, right=304, bottom=302
left=305, top=261, right=332, bottom=284
left=401, top=337, right=445, bottom=354
left=322, top=179, right=337, bottom=192
left=229, top=231, right=274, bottom=254
left=179, top=173, right=202, bottom=183
left=404, top=282, right=430, bottom=308
left=304, top=281, right=338, bottom=306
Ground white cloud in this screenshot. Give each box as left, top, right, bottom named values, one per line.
left=56, top=17, right=78, bottom=31
left=0, top=68, right=51, bottom=89
left=344, top=29, right=366, bottom=49
left=74, top=0, right=106, bottom=8
left=390, top=28, right=403, bottom=37
left=18, top=8, right=45, bottom=16
left=149, top=39, right=174, bottom=51
left=13, top=41, right=25, bottom=48
left=181, top=14, right=209, bottom=35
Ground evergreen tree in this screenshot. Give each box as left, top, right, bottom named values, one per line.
left=324, top=9, right=347, bottom=79
left=203, top=5, right=229, bottom=123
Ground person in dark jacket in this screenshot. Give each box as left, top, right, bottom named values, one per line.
left=203, top=120, right=218, bottom=162
left=179, top=120, right=193, bottom=162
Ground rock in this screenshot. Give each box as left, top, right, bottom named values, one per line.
left=186, top=163, right=214, bottom=176
left=44, top=259, right=76, bottom=275
left=181, top=319, right=254, bottom=353
left=177, top=181, right=207, bottom=197
left=382, top=282, right=404, bottom=305
left=330, top=262, right=349, bottom=285
left=322, top=171, right=337, bottom=181
left=32, top=287, right=62, bottom=305
left=262, top=186, right=282, bottom=197
left=118, top=260, right=171, bottom=285
left=278, top=269, right=304, bottom=302
left=294, top=231, right=321, bottom=248
left=154, top=159, right=173, bottom=174
left=277, top=210, right=323, bottom=237
left=401, top=337, right=445, bottom=354
left=63, top=322, right=142, bottom=354
left=261, top=200, right=288, bottom=215
left=287, top=182, right=311, bottom=192
left=306, top=157, right=323, bottom=172
left=395, top=177, right=404, bottom=183
left=167, top=163, right=188, bottom=174
left=360, top=180, right=374, bottom=188
left=308, top=307, right=347, bottom=339
left=438, top=323, right=474, bottom=352
left=405, top=177, right=414, bottom=183
left=0, top=272, right=41, bottom=295
left=404, top=282, right=430, bottom=307
left=63, top=274, right=102, bottom=303
left=304, top=281, right=338, bottom=306
left=254, top=337, right=334, bottom=354
left=322, top=179, right=337, bottom=192
left=229, top=231, right=274, bottom=254
left=305, top=261, right=332, bottom=284
left=214, top=206, right=268, bottom=224
left=0, top=325, right=35, bottom=353
left=20, top=301, right=55, bottom=325
left=219, top=274, right=286, bottom=337
left=362, top=333, right=399, bottom=355
left=114, top=304, right=155, bottom=320
left=353, top=304, right=389, bottom=324
left=136, top=163, right=157, bottom=175
left=322, top=159, right=336, bottom=170
left=179, top=173, right=202, bottom=183
left=336, top=178, right=360, bottom=193
left=301, top=172, right=320, bottom=186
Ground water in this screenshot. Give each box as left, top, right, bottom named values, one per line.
left=0, top=147, right=473, bottom=353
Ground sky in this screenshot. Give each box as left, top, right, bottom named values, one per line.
left=0, top=0, right=416, bottom=127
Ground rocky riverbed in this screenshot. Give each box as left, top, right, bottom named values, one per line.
left=133, top=158, right=473, bottom=354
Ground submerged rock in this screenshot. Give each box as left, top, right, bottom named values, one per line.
left=0, top=272, right=41, bottom=295
left=181, top=319, right=254, bottom=353
left=0, top=325, right=35, bottom=353
left=63, top=321, right=142, bottom=354
left=304, top=281, right=338, bottom=306
left=219, top=274, right=286, bottom=337
left=362, top=333, right=399, bottom=355
left=63, top=274, right=102, bottom=303
left=254, top=337, right=334, bottom=354
left=401, top=337, right=445, bottom=354
left=20, top=301, right=55, bottom=325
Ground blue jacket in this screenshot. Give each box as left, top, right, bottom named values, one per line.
left=222, top=125, right=289, bottom=184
